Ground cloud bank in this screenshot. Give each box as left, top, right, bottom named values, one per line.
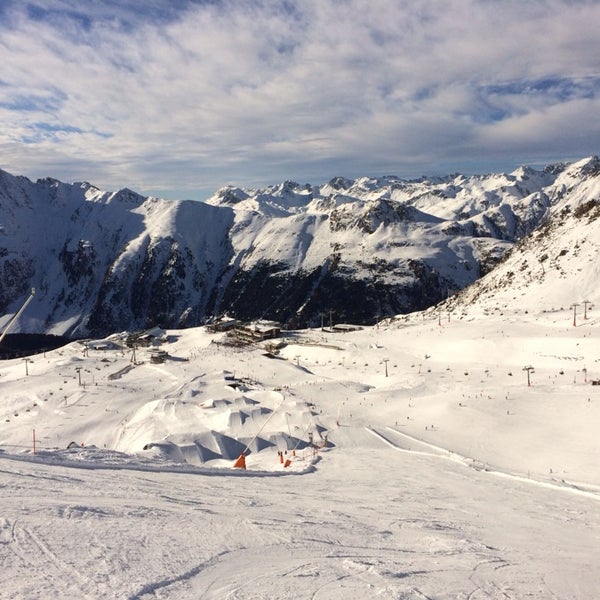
left=0, top=0, right=599, bottom=198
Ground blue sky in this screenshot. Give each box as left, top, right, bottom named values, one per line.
left=0, top=0, right=599, bottom=200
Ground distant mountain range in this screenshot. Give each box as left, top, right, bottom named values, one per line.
left=442, top=157, right=600, bottom=317
left=0, top=156, right=598, bottom=337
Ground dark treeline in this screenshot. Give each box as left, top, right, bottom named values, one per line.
left=0, top=334, right=72, bottom=359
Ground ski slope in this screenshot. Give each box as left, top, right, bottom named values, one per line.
left=1, top=305, right=599, bottom=598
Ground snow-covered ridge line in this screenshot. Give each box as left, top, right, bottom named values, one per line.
left=0, top=155, right=599, bottom=336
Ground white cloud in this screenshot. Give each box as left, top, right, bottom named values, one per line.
left=0, top=0, right=599, bottom=198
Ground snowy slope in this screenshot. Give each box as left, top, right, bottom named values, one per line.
left=442, top=156, right=600, bottom=315
left=2, top=157, right=599, bottom=336
left=1, top=294, right=599, bottom=597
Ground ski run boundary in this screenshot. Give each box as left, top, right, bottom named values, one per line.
left=366, top=426, right=600, bottom=501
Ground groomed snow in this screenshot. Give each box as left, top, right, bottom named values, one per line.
left=1, top=303, right=599, bottom=598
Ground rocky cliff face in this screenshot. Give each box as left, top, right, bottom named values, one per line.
left=1, top=157, right=598, bottom=337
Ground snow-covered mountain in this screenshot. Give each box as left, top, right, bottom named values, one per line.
left=440, top=156, right=600, bottom=316
left=1, top=156, right=599, bottom=337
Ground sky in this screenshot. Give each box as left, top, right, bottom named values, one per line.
left=0, top=0, right=599, bottom=201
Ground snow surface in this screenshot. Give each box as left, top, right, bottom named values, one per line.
left=1, top=301, right=599, bottom=598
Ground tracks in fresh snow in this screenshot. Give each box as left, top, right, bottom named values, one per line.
left=367, top=426, right=600, bottom=500
left=126, top=540, right=500, bottom=600
left=0, top=516, right=96, bottom=599
left=2, top=442, right=594, bottom=598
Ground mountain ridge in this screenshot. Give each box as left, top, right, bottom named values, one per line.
left=0, top=156, right=598, bottom=337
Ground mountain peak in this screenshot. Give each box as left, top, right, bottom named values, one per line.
left=106, top=187, right=146, bottom=206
